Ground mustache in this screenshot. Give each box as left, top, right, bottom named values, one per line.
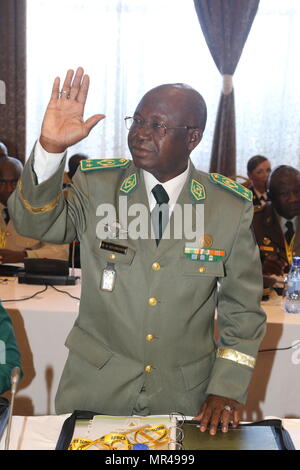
left=130, top=143, right=156, bottom=152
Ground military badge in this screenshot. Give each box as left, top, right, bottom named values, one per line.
left=80, top=158, right=129, bottom=172
left=120, top=173, right=138, bottom=194
left=190, top=179, right=206, bottom=201
left=184, top=246, right=225, bottom=262
left=209, top=173, right=252, bottom=202
left=259, top=245, right=274, bottom=253
left=199, top=234, right=213, bottom=249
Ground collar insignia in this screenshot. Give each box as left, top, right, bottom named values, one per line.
left=120, top=173, right=138, bottom=194
left=190, top=179, right=206, bottom=201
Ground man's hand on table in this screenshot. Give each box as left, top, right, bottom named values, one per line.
left=193, top=394, right=242, bottom=435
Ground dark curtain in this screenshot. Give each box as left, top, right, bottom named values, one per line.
left=194, top=0, right=259, bottom=177
left=0, top=0, right=26, bottom=163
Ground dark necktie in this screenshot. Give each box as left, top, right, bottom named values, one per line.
left=285, top=220, right=294, bottom=245
left=3, top=207, right=10, bottom=225
left=151, top=184, right=169, bottom=245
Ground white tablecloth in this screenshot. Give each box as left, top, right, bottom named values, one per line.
left=1, top=275, right=80, bottom=415
left=245, top=293, right=300, bottom=420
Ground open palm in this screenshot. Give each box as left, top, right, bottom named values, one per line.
left=40, top=67, right=105, bottom=153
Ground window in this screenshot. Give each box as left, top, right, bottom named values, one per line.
left=26, top=0, right=300, bottom=175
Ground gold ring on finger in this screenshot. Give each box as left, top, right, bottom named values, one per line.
left=60, top=90, right=70, bottom=99
left=224, top=405, right=233, bottom=412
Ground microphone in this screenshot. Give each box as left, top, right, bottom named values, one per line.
left=4, top=366, right=21, bottom=450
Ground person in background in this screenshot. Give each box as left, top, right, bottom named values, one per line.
left=8, top=67, right=266, bottom=436
left=0, top=142, right=8, bottom=158
left=0, top=301, right=21, bottom=394
left=247, top=155, right=271, bottom=209
left=0, top=156, right=69, bottom=264
left=63, top=152, right=88, bottom=187
left=252, top=165, right=300, bottom=277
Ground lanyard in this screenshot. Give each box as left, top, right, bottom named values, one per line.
left=284, top=234, right=296, bottom=266
left=0, top=229, right=6, bottom=249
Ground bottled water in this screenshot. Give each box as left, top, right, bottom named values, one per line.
left=284, top=257, right=300, bottom=314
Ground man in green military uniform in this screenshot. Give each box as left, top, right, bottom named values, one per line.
left=8, top=68, right=266, bottom=435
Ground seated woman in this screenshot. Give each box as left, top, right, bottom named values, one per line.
left=0, top=302, right=21, bottom=394
left=247, top=155, right=271, bottom=209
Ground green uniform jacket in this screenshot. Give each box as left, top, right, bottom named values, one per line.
left=8, top=148, right=266, bottom=416
left=253, top=202, right=300, bottom=271
left=0, top=302, right=21, bottom=394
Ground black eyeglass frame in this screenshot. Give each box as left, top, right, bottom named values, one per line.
left=124, top=116, right=199, bottom=136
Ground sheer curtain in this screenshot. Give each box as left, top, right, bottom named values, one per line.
left=235, top=0, right=300, bottom=174
left=26, top=0, right=300, bottom=176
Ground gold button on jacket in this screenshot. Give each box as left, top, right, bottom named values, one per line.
left=146, top=334, right=155, bottom=342
left=152, top=262, right=161, bottom=271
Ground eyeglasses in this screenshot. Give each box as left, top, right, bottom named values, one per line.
left=124, top=116, right=198, bottom=138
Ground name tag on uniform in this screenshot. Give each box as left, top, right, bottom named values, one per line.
left=259, top=245, right=274, bottom=252
left=100, top=262, right=116, bottom=292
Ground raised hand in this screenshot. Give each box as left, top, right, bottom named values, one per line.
left=40, top=67, right=105, bottom=153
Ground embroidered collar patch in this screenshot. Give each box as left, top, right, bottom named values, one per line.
left=190, top=179, right=206, bottom=201
left=120, top=173, right=138, bottom=194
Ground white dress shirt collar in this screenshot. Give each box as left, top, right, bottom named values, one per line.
left=143, top=161, right=190, bottom=212
left=253, top=188, right=267, bottom=205
left=278, top=214, right=297, bottom=235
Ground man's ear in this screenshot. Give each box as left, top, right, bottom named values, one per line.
left=187, top=129, right=203, bottom=151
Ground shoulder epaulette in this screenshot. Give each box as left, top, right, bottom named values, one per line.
left=209, top=173, right=253, bottom=202
left=80, top=158, right=130, bottom=172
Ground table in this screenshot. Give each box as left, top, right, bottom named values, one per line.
left=245, top=293, right=300, bottom=421
left=0, top=275, right=80, bottom=415
left=0, top=415, right=299, bottom=450
left=1, top=276, right=300, bottom=420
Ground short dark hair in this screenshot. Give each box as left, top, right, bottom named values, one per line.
left=247, top=155, right=268, bottom=174
left=268, top=165, right=300, bottom=199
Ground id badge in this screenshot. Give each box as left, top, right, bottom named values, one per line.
left=100, top=262, right=116, bottom=292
